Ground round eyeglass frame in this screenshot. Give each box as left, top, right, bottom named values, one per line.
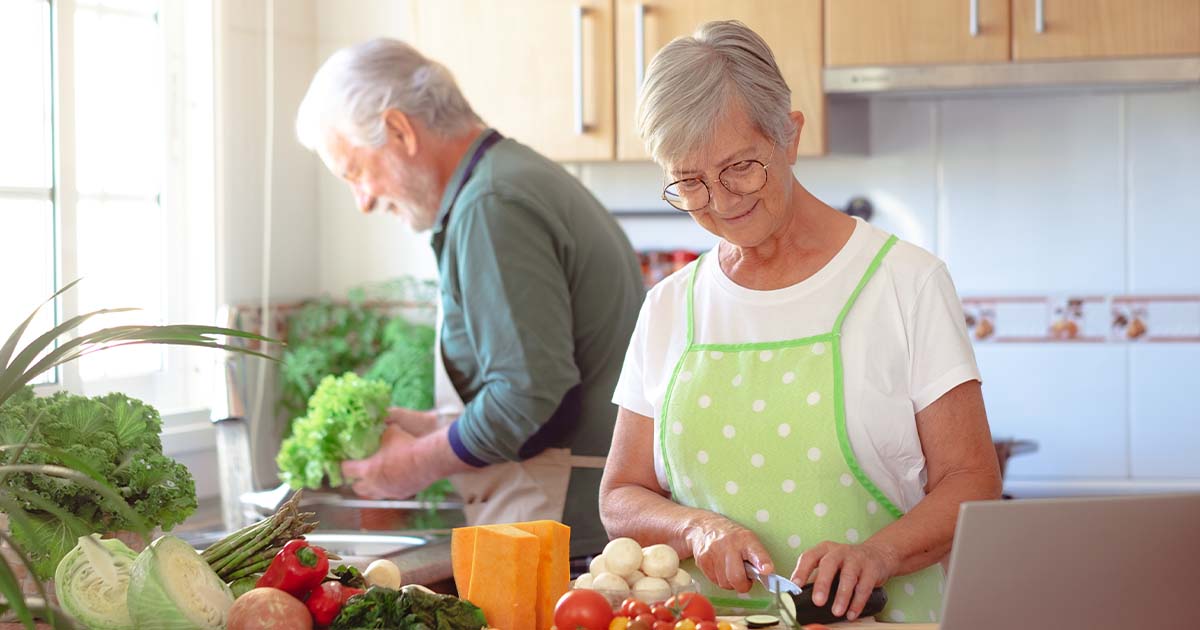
left=661, top=158, right=771, bottom=213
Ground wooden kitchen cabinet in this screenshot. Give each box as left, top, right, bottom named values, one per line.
left=826, top=0, right=1012, bottom=67
left=410, top=0, right=616, bottom=161
left=615, top=0, right=825, bottom=160
left=1012, top=0, right=1200, bottom=61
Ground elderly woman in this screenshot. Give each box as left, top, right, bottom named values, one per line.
left=599, top=21, right=1002, bottom=623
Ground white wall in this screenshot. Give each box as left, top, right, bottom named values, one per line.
left=217, top=0, right=321, bottom=306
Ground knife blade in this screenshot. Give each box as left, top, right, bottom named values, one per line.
left=743, top=561, right=802, bottom=595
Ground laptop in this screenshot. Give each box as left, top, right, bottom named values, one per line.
left=940, top=493, right=1200, bottom=630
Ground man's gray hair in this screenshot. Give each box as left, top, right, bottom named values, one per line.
left=637, top=21, right=795, bottom=166
left=296, top=38, right=481, bottom=151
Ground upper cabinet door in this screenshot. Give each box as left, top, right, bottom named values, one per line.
left=826, top=0, right=1011, bottom=67
left=615, top=0, right=824, bottom=161
left=1012, top=0, right=1200, bottom=61
left=412, top=0, right=615, bottom=161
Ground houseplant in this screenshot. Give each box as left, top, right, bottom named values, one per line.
left=0, top=279, right=279, bottom=628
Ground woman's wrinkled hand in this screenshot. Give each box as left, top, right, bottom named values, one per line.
left=684, top=512, right=774, bottom=593
left=791, top=540, right=900, bottom=621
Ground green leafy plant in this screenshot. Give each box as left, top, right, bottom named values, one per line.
left=276, top=372, right=392, bottom=489
left=278, top=282, right=436, bottom=425
left=0, top=279, right=279, bottom=629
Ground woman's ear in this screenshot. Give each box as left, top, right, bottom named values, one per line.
left=383, top=109, right=419, bottom=157
left=786, top=111, right=806, bottom=163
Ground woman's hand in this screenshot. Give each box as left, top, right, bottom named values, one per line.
left=791, top=540, right=900, bottom=621
left=685, top=512, right=775, bottom=593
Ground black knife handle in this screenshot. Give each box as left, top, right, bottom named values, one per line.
left=787, top=575, right=889, bottom=625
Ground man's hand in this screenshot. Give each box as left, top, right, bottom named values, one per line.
left=384, top=406, right=440, bottom=436
left=342, top=425, right=428, bottom=499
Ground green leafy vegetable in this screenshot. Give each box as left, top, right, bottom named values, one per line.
left=330, top=585, right=487, bottom=630
left=127, top=535, right=233, bottom=630
left=0, top=387, right=197, bottom=579
left=54, top=534, right=138, bottom=630
left=332, top=564, right=366, bottom=589
left=276, top=373, right=391, bottom=489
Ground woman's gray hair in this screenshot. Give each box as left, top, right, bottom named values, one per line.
left=637, top=21, right=795, bottom=166
left=296, top=38, right=481, bottom=151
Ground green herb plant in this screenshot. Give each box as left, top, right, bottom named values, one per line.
left=0, top=279, right=279, bottom=629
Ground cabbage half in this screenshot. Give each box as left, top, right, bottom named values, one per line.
left=54, top=534, right=138, bottom=630
left=126, top=535, right=234, bottom=630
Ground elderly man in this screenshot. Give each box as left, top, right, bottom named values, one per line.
left=295, top=38, right=644, bottom=557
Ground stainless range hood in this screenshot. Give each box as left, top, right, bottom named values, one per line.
left=824, top=56, right=1200, bottom=95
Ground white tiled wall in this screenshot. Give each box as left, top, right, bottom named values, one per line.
left=579, top=87, right=1200, bottom=490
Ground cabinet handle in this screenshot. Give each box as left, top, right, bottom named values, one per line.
left=969, top=0, right=979, bottom=36
left=635, top=3, right=647, bottom=92
left=1035, top=0, right=1045, bottom=34
left=573, top=4, right=587, bottom=135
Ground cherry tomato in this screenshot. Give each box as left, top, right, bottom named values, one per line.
left=716, top=623, right=733, bottom=630
left=625, top=599, right=652, bottom=618
left=634, top=613, right=657, bottom=626
left=674, top=621, right=697, bottom=630
left=696, top=622, right=720, bottom=630
left=664, top=593, right=716, bottom=622
left=651, top=604, right=676, bottom=622
left=627, top=621, right=652, bottom=630
left=610, top=617, right=630, bottom=630
left=653, top=622, right=676, bottom=630
left=554, top=589, right=615, bottom=630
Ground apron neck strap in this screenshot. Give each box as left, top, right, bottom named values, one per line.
left=833, top=234, right=899, bottom=335
left=684, top=252, right=704, bottom=347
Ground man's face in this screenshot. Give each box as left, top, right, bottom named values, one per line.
left=323, top=131, right=442, bottom=232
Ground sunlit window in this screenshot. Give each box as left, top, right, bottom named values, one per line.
left=0, top=0, right=214, bottom=411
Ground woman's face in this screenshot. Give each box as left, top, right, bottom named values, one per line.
left=664, top=108, right=793, bottom=248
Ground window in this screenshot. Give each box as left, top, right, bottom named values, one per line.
left=0, top=0, right=216, bottom=414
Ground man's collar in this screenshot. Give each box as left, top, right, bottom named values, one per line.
left=432, top=128, right=496, bottom=236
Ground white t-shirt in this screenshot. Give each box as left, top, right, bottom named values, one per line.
left=613, top=218, right=981, bottom=512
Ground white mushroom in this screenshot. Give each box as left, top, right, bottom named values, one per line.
left=640, top=544, right=680, bottom=579
left=588, top=554, right=608, bottom=576
left=591, top=572, right=631, bottom=596
left=669, top=568, right=693, bottom=588
left=364, top=559, right=402, bottom=589
left=573, top=573, right=594, bottom=589
left=624, top=569, right=646, bottom=588
left=630, top=576, right=672, bottom=604
left=602, top=538, right=643, bottom=577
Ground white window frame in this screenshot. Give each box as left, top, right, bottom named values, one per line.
left=30, top=0, right=219, bottom=465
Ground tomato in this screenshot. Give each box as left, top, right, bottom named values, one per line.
left=664, top=593, right=716, bottom=622
left=609, top=617, right=630, bottom=630
left=554, top=589, right=615, bottom=630
left=653, top=622, right=676, bottom=630
left=634, top=613, right=657, bottom=626
left=651, top=604, right=676, bottom=622
left=623, top=599, right=652, bottom=618
left=674, top=621, right=697, bottom=630
left=627, top=621, right=652, bottom=630
left=716, top=623, right=733, bottom=630
left=696, top=622, right=719, bottom=630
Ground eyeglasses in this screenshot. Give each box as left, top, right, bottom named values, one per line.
left=661, top=154, right=771, bottom=213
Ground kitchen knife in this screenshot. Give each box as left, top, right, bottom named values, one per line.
left=743, top=561, right=889, bottom=626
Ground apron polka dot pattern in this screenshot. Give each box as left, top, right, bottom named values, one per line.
left=660, top=236, right=944, bottom=622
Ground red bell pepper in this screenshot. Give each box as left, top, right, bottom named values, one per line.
left=306, top=580, right=364, bottom=627
left=255, top=539, right=329, bottom=599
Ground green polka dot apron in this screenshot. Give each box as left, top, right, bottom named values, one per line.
left=661, top=235, right=944, bottom=623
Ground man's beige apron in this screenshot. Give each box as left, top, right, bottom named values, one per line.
left=433, top=304, right=604, bottom=526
